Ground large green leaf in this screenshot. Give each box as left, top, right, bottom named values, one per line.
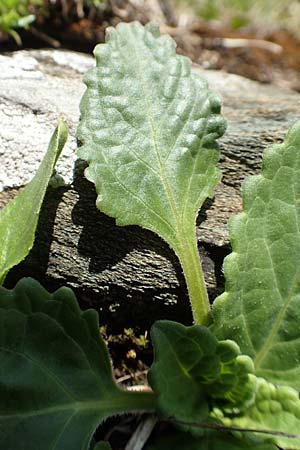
left=77, top=21, right=226, bottom=325
left=218, top=378, right=300, bottom=449
left=0, top=278, right=156, bottom=450
left=145, top=429, right=277, bottom=450
left=77, top=21, right=225, bottom=247
left=212, top=122, right=300, bottom=389
left=148, top=320, right=256, bottom=431
left=0, top=120, right=67, bottom=284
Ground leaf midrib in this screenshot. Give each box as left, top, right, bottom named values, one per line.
left=90, top=74, right=177, bottom=238
left=1, top=313, right=110, bottom=403
left=0, top=399, right=118, bottom=419
left=131, top=30, right=182, bottom=240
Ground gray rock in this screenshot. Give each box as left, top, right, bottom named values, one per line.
left=1, top=49, right=300, bottom=329
left=0, top=49, right=94, bottom=190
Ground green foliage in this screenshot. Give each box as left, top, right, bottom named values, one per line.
left=76, top=24, right=300, bottom=447
left=212, top=122, right=300, bottom=390
left=176, top=0, right=300, bottom=36
left=0, top=0, right=106, bottom=44
left=217, top=378, right=300, bottom=449
left=1, top=20, right=300, bottom=450
left=0, top=278, right=156, bottom=450
left=77, top=21, right=226, bottom=325
left=145, top=429, right=277, bottom=450
left=148, top=320, right=256, bottom=429
left=176, top=0, right=254, bottom=23
left=0, top=120, right=67, bottom=285
left=198, top=0, right=220, bottom=20
left=0, top=0, right=42, bottom=44
left=84, top=0, right=105, bottom=7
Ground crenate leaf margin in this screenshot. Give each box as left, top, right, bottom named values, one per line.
left=212, top=121, right=300, bottom=389
left=148, top=319, right=257, bottom=435
left=216, top=377, right=300, bottom=449
left=0, top=278, right=156, bottom=450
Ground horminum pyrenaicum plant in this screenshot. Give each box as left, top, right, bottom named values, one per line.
left=0, top=21, right=300, bottom=450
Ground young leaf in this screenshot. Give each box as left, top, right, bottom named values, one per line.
left=218, top=378, right=300, bottom=449
left=212, top=122, right=300, bottom=389
left=0, top=120, right=68, bottom=284
left=0, top=278, right=156, bottom=450
left=77, top=22, right=226, bottom=325
left=145, top=429, right=277, bottom=450
left=148, top=320, right=256, bottom=430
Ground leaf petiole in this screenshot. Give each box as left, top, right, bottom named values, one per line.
left=175, top=232, right=211, bottom=326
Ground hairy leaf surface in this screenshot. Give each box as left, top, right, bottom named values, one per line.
left=0, top=278, right=155, bottom=450
left=78, top=22, right=225, bottom=249
left=219, top=378, right=300, bottom=449
left=212, top=122, right=300, bottom=389
left=148, top=320, right=256, bottom=429
left=0, top=120, right=67, bottom=284
left=77, top=22, right=226, bottom=325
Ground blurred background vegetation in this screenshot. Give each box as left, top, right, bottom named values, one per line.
left=2, top=0, right=300, bottom=45
left=176, top=0, right=300, bottom=35
left=0, top=0, right=106, bottom=45
left=0, top=0, right=42, bottom=44
left=1, top=0, right=300, bottom=91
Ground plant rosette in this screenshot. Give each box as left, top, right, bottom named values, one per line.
left=1, top=21, right=300, bottom=450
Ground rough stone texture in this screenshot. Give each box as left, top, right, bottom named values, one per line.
left=1, top=49, right=300, bottom=330
left=0, top=50, right=92, bottom=190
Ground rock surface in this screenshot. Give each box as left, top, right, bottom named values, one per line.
left=0, top=50, right=92, bottom=190
left=1, top=49, right=300, bottom=330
